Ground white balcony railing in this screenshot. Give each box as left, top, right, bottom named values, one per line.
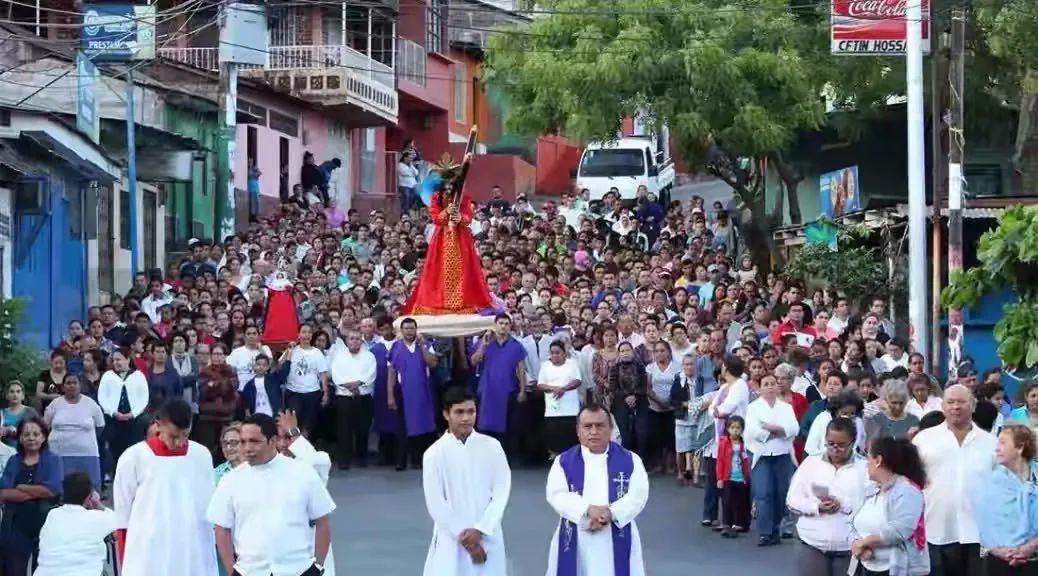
left=157, top=45, right=394, bottom=88
left=157, top=44, right=397, bottom=121
left=397, top=38, right=426, bottom=87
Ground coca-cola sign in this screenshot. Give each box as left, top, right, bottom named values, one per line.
left=831, top=0, right=930, bottom=55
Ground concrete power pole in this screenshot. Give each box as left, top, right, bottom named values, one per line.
left=948, top=9, right=965, bottom=282
left=215, top=6, right=238, bottom=241
left=906, top=0, right=929, bottom=361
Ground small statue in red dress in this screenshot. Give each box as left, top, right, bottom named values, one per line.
left=402, top=153, right=494, bottom=315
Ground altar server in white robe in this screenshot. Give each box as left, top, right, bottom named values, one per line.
left=113, top=399, right=217, bottom=576
left=422, top=386, right=512, bottom=576
left=544, top=404, right=650, bottom=576
left=276, top=409, right=336, bottom=576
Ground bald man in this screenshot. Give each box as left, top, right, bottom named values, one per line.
left=912, top=384, right=997, bottom=576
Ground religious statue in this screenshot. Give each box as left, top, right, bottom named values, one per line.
left=402, top=150, right=494, bottom=315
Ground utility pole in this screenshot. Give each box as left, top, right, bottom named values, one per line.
left=906, top=0, right=930, bottom=361
left=929, top=29, right=948, bottom=370
left=215, top=5, right=238, bottom=241
left=126, top=69, right=139, bottom=276
left=948, top=9, right=966, bottom=285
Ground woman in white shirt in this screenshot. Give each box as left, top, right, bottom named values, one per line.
left=537, top=341, right=583, bottom=457
left=397, top=150, right=420, bottom=214
left=44, top=373, right=105, bottom=489
left=787, top=416, right=869, bottom=575
left=745, top=374, right=800, bottom=546
left=905, top=373, right=943, bottom=420
left=806, top=390, right=867, bottom=458
left=97, top=347, right=149, bottom=467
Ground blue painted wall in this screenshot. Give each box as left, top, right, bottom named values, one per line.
left=13, top=175, right=87, bottom=350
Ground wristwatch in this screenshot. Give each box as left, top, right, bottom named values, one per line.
left=314, top=563, right=325, bottom=574
left=288, top=426, right=302, bottom=438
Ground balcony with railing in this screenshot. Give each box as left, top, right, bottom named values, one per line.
left=157, top=43, right=398, bottom=125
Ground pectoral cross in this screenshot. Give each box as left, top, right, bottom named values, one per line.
left=613, top=472, right=629, bottom=499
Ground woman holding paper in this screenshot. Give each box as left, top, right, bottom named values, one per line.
left=786, top=416, right=869, bottom=575
left=537, top=340, right=583, bottom=457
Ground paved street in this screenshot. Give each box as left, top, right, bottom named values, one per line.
left=327, top=466, right=798, bottom=575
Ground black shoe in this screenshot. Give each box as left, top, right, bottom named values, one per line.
left=700, top=519, right=712, bottom=527
left=337, top=463, right=351, bottom=471
left=757, top=535, right=779, bottom=546
left=781, top=530, right=795, bottom=539
left=720, top=528, right=734, bottom=538
left=395, top=464, right=406, bottom=471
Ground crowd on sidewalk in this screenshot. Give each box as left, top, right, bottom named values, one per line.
left=1, top=175, right=1038, bottom=576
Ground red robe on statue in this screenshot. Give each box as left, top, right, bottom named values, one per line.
left=402, top=191, right=493, bottom=315
left=262, top=280, right=300, bottom=343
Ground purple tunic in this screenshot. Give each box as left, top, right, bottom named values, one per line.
left=474, top=336, right=527, bottom=434
left=556, top=442, right=634, bottom=576
left=389, top=340, right=437, bottom=437
left=370, top=341, right=395, bottom=435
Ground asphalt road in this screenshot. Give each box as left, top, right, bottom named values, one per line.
left=327, top=465, right=799, bottom=576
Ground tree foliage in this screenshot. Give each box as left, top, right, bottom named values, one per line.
left=0, top=298, right=47, bottom=399
left=942, top=206, right=1038, bottom=368
left=782, top=222, right=893, bottom=307
left=484, top=0, right=903, bottom=266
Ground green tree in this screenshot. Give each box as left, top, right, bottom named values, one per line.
left=783, top=222, right=896, bottom=308
left=942, top=206, right=1038, bottom=369
left=974, top=0, right=1038, bottom=190
left=484, top=0, right=902, bottom=266
left=0, top=299, right=47, bottom=401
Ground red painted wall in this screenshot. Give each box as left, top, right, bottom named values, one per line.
left=398, top=0, right=426, bottom=44
left=536, top=135, right=582, bottom=196
left=462, top=155, right=537, bottom=202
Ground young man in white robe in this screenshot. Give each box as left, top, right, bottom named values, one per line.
left=544, top=404, right=650, bottom=576
left=422, top=386, right=512, bottom=576
left=276, top=409, right=336, bottom=576
left=113, top=398, right=218, bottom=576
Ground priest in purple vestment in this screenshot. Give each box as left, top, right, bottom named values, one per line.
left=544, top=404, right=649, bottom=576
left=469, top=314, right=527, bottom=459
left=387, top=318, right=439, bottom=471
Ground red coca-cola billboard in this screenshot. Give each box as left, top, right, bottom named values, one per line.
left=831, top=0, right=930, bottom=55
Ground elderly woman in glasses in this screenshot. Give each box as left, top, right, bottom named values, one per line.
left=787, top=416, right=869, bottom=575
left=212, top=422, right=244, bottom=485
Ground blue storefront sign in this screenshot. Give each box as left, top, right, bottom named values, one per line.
left=80, top=4, right=156, bottom=61
left=76, top=52, right=99, bottom=143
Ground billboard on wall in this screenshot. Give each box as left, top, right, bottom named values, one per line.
left=831, top=0, right=930, bottom=55
left=819, top=166, right=861, bottom=218
left=81, top=4, right=156, bottom=61
left=75, top=52, right=99, bottom=144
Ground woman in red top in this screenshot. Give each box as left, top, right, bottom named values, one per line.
left=775, top=363, right=809, bottom=462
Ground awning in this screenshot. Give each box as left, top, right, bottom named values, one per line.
left=100, top=119, right=204, bottom=151
left=20, top=131, right=118, bottom=183
left=0, top=140, right=35, bottom=177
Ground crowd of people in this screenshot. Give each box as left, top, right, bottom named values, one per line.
left=0, top=173, right=1037, bottom=576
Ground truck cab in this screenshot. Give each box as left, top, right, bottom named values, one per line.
left=575, top=136, right=675, bottom=205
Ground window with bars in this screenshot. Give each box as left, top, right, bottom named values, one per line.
left=143, top=190, right=157, bottom=271
left=119, top=188, right=130, bottom=249
left=453, top=64, right=466, bottom=123
left=360, top=128, right=376, bottom=193
left=97, top=184, right=114, bottom=293
left=426, top=0, right=444, bottom=54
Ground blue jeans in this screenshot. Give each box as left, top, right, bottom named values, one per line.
left=751, top=454, right=794, bottom=537
left=702, top=456, right=720, bottom=523
left=399, top=186, right=415, bottom=213
left=248, top=188, right=259, bottom=220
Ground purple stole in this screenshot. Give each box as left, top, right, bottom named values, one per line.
left=556, top=442, right=634, bottom=576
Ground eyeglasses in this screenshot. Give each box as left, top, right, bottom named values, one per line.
left=826, top=442, right=851, bottom=450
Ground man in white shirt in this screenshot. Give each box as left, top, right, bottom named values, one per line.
left=422, top=387, right=512, bottom=576
left=544, top=404, right=650, bottom=576
left=208, top=414, right=336, bottom=576
left=34, top=471, right=116, bottom=576
left=227, top=325, right=273, bottom=391
left=329, top=330, right=377, bottom=470
left=912, top=384, right=996, bottom=576
left=113, top=399, right=217, bottom=576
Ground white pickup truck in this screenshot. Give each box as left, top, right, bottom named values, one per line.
left=574, top=136, right=676, bottom=205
